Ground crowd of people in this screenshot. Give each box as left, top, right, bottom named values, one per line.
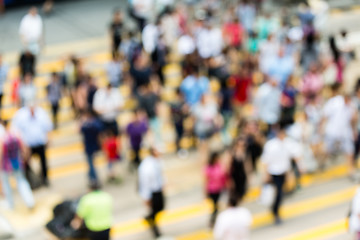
left=2, top=0, right=360, bottom=239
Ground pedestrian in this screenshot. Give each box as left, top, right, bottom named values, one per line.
left=12, top=103, right=53, bottom=186
left=71, top=182, right=113, bottom=240
left=102, top=129, right=121, bottom=183
left=0, top=120, right=35, bottom=210
left=19, top=7, right=43, bottom=55
left=170, top=89, right=188, bottom=153
left=321, top=83, right=357, bottom=178
left=93, top=83, right=123, bottom=136
left=229, top=137, right=249, bottom=200
left=126, top=109, right=148, bottom=168
left=106, top=54, right=123, bottom=88
left=261, top=123, right=301, bottom=224
left=47, top=72, right=62, bottom=129
left=130, top=53, right=152, bottom=93
left=205, top=152, right=227, bottom=227
left=138, top=147, right=165, bottom=238
left=213, top=194, right=252, bottom=240
left=109, top=9, right=124, bottom=58
left=0, top=54, right=8, bottom=110
left=80, top=110, right=103, bottom=184
left=19, top=50, right=36, bottom=78
left=18, top=73, right=37, bottom=107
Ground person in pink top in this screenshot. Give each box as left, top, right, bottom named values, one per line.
left=300, top=62, right=323, bottom=103
left=205, top=152, right=227, bottom=227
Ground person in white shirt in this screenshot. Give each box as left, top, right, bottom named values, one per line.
left=350, top=187, right=360, bottom=240
left=214, top=195, right=252, bottom=240
left=93, top=84, right=123, bottom=136
left=12, top=103, right=53, bottom=186
left=138, top=148, right=165, bottom=238
left=0, top=54, right=8, bottom=109
left=19, top=7, right=43, bottom=55
left=106, top=54, right=123, bottom=87
left=321, top=83, right=357, bottom=178
left=196, top=22, right=223, bottom=59
left=261, top=124, right=301, bottom=224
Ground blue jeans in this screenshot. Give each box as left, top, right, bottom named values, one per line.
left=0, top=170, right=35, bottom=209
left=86, top=153, right=98, bottom=182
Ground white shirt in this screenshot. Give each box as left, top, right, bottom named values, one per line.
left=178, top=35, right=195, bottom=55
left=106, top=60, right=122, bottom=86
left=350, top=187, right=360, bottom=232
left=196, top=27, right=223, bottom=59
left=12, top=107, right=52, bottom=147
left=138, top=156, right=164, bottom=201
left=254, top=83, right=281, bottom=125
left=214, top=207, right=252, bottom=240
left=322, top=95, right=355, bottom=140
left=93, top=88, right=123, bottom=121
left=261, top=137, right=300, bottom=175
left=19, top=13, right=43, bottom=43
left=142, top=24, right=159, bottom=53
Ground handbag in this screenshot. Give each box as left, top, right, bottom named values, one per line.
left=258, top=184, right=276, bottom=207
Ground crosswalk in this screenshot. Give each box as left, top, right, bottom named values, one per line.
left=1, top=25, right=360, bottom=240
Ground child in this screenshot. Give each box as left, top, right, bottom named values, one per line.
left=102, top=130, right=121, bottom=183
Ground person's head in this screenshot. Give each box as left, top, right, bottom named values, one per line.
left=341, top=29, right=348, bottom=38
left=2, top=120, right=9, bottom=130
left=134, top=108, right=145, bottom=121
left=228, top=193, right=240, bottom=207
left=149, top=147, right=160, bottom=158
left=113, top=9, right=122, bottom=22
left=89, top=181, right=101, bottom=192
left=277, top=46, right=285, bottom=58
left=208, top=152, right=220, bottom=166
left=81, top=109, right=95, bottom=120
left=29, top=6, right=38, bottom=16
left=276, top=122, right=288, bottom=140
left=51, top=72, right=59, bottom=82
left=331, top=82, right=342, bottom=96
left=233, top=136, right=247, bottom=151
left=24, top=73, right=33, bottom=83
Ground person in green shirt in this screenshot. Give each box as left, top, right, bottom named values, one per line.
left=71, top=182, right=113, bottom=240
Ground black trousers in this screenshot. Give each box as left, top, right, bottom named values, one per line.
left=271, top=174, right=286, bottom=218
left=88, top=228, right=110, bottom=240
left=146, top=191, right=164, bottom=238
left=101, top=119, right=119, bottom=136
left=51, top=102, right=59, bottom=128
left=30, top=145, right=48, bottom=182
left=208, top=192, right=221, bottom=225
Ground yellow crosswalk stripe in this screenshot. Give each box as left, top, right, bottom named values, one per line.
left=110, top=183, right=356, bottom=239
left=278, top=219, right=347, bottom=240
left=174, top=187, right=355, bottom=240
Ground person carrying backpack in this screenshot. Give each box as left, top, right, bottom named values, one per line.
left=0, top=120, right=35, bottom=210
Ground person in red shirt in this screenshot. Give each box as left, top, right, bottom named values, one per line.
left=102, top=130, right=121, bottom=183
left=223, top=16, right=244, bottom=49
left=232, top=65, right=252, bottom=106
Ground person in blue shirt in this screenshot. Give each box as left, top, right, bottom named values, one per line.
left=80, top=110, right=104, bottom=184
left=180, top=66, right=209, bottom=106
left=267, top=47, right=294, bottom=88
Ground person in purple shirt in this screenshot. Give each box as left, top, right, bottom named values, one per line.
left=126, top=109, right=148, bottom=168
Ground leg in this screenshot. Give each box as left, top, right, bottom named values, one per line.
left=37, top=145, right=49, bottom=185
left=146, top=192, right=163, bottom=238
left=51, top=103, right=59, bottom=129
left=0, top=171, right=14, bottom=209
left=14, top=170, right=35, bottom=209
left=209, top=193, right=221, bottom=226
left=133, top=147, right=141, bottom=169
left=89, top=229, right=110, bottom=240
left=86, top=153, right=98, bottom=182
left=271, top=174, right=285, bottom=221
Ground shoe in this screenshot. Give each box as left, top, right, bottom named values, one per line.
left=275, top=217, right=283, bottom=225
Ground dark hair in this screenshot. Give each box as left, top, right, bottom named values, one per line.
left=228, top=193, right=239, bottom=207
left=89, top=181, right=101, bottom=191
left=208, top=152, right=219, bottom=166
left=331, top=82, right=342, bottom=93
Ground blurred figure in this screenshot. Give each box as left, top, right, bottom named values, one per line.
left=80, top=110, right=103, bottom=184
left=109, top=9, right=124, bottom=58
left=129, top=0, right=153, bottom=31
left=102, top=129, right=121, bottom=183
left=229, top=137, right=249, bottom=200
left=236, top=0, right=256, bottom=33
left=261, top=124, right=301, bottom=224
left=222, top=16, right=244, bottom=49
left=300, top=62, right=323, bottom=103
left=18, top=73, right=37, bottom=107
left=138, top=148, right=165, bottom=238
left=196, top=20, right=223, bottom=59
left=180, top=66, right=209, bottom=106
left=47, top=72, right=62, bottom=129
left=19, top=7, right=43, bottom=55
left=205, top=152, right=227, bottom=227
left=0, top=120, right=35, bottom=210
left=42, top=0, right=54, bottom=15
left=93, top=84, right=123, bottom=136
left=130, top=53, right=152, bottom=93
left=72, top=182, right=113, bottom=240
left=267, top=47, right=295, bottom=87
left=106, top=54, right=123, bottom=88
left=12, top=103, right=53, bottom=186
left=213, top=195, right=252, bottom=240
left=350, top=187, right=360, bottom=240
left=170, top=89, right=188, bottom=152
left=126, top=109, right=148, bottom=168
left=19, top=50, right=35, bottom=78
left=0, top=54, right=8, bottom=110
left=321, top=84, right=357, bottom=178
